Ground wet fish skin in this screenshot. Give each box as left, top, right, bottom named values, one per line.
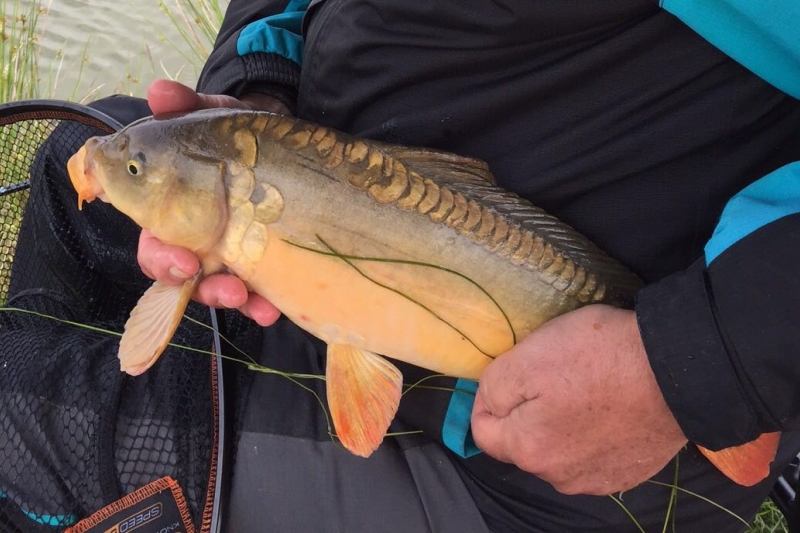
left=72, top=109, right=641, bottom=372
left=67, top=109, right=774, bottom=484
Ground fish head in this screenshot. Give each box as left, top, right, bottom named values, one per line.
left=67, top=117, right=229, bottom=253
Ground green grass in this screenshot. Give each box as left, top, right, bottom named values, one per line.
left=0, top=0, right=44, bottom=101
left=747, top=499, right=789, bottom=533
left=158, top=0, right=224, bottom=70
left=0, top=0, right=225, bottom=104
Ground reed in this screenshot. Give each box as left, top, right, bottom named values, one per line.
left=158, top=0, right=224, bottom=71
left=1, top=0, right=224, bottom=104
left=0, top=0, right=45, bottom=102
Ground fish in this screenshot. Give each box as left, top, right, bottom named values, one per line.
left=67, top=108, right=778, bottom=487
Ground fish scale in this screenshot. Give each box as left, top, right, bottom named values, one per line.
left=212, top=127, right=285, bottom=276
left=252, top=111, right=634, bottom=306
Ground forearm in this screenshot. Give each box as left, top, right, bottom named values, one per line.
left=197, top=0, right=308, bottom=111
left=637, top=161, right=800, bottom=450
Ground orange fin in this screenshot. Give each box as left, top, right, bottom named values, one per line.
left=118, top=275, right=200, bottom=376
left=326, top=344, right=403, bottom=457
left=697, top=431, right=780, bottom=486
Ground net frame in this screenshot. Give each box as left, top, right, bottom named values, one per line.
left=0, top=99, right=226, bottom=533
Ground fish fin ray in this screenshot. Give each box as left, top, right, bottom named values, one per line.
left=119, top=276, right=199, bottom=375
left=697, top=431, right=780, bottom=486
left=326, top=344, right=403, bottom=457
left=375, top=144, right=641, bottom=299
left=428, top=176, right=642, bottom=299
left=378, top=144, right=496, bottom=184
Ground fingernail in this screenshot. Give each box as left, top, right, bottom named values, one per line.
left=217, top=296, right=235, bottom=309
left=168, top=266, right=191, bottom=279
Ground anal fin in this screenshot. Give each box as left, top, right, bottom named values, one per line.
left=697, top=431, right=781, bottom=486
left=326, top=344, right=403, bottom=457
left=119, top=275, right=200, bottom=376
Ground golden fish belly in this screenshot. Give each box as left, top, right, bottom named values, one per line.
left=241, top=230, right=511, bottom=379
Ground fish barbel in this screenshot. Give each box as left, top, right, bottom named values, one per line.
left=67, top=109, right=777, bottom=486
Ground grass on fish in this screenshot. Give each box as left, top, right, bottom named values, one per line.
left=289, top=235, right=517, bottom=346
left=309, top=234, right=508, bottom=357
left=0, top=305, right=788, bottom=532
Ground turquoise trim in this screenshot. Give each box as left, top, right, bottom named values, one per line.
left=661, top=0, right=800, bottom=99
left=20, top=510, right=78, bottom=527
left=706, top=162, right=800, bottom=264
left=0, top=490, right=78, bottom=527
left=236, top=0, right=310, bottom=65
left=442, top=379, right=482, bottom=457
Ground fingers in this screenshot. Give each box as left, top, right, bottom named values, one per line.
left=138, top=229, right=200, bottom=284
left=470, top=341, right=545, bottom=470
left=241, top=292, right=283, bottom=326
left=146, top=80, right=201, bottom=116
left=147, top=79, right=293, bottom=118
left=471, top=391, right=515, bottom=465
left=239, top=92, right=292, bottom=115
left=192, top=274, right=281, bottom=326
left=146, top=79, right=251, bottom=117
left=194, top=273, right=250, bottom=308
left=138, top=230, right=281, bottom=326
left=475, top=345, right=536, bottom=419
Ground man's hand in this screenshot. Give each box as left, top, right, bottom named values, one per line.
left=147, top=78, right=291, bottom=116
left=137, top=80, right=286, bottom=326
left=471, top=305, right=687, bottom=496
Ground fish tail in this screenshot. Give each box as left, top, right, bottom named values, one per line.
left=697, top=431, right=780, bottom=486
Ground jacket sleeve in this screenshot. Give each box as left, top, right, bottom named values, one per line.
left=196, top=0, right=310, bottom=112
left=661, top=0, right=800, bottom=100
left=637, top=162, right=800, bottom=451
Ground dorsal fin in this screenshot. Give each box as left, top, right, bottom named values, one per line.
left=430, top=175, right=643, bottom=304
left=376, top=143, right=496, bottom=185
left=305, top=128, right=644, bottom=307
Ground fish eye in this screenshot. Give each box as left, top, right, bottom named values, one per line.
left=127, top=160, right=142, bottom=176
left=126, top=151, right=147, bottom=176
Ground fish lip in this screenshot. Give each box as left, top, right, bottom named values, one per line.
left=67, top=137, right=107, bottom=210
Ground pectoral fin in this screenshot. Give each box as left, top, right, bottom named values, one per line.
left=119, top=275, right=200, bottom=376
left=697, top=431, right=780, bottom=486
left=326, top=344, right=403, bottom=457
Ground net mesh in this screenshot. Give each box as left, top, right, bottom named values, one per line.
left=0, top=118, right=39, bottom=302
left=0, top=101, right=218, bottom=533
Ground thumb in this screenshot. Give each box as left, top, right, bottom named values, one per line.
left=471, top=389, right=514, bottom=463
left=476, top=345, right=534, bottom=419
left=146, top=79, right=250, bottom=116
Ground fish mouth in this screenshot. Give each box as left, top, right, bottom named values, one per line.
left=67, top=137, right=108, bottom=210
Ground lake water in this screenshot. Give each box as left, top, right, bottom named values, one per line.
left=21, top=0, right=228, bottom=101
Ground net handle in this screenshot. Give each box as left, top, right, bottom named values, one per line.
left=0, top=99, right=124, bottom=133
